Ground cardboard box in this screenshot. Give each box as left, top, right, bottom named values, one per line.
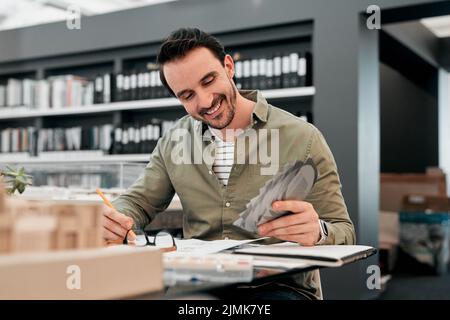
left=0, top=246, right=163, bottom=299
left=380, top=173, right=447, bottom=212
left=402, top=194, right=450, bottom=212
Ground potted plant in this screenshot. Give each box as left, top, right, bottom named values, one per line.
left=0, top=165, right=33, bottom=195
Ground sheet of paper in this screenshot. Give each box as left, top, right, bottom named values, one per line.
left=172, top=238, right=267, bottom=255
left=134, top=235, right=267, bottom=255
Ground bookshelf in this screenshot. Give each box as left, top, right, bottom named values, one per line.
left=0, top=23, right=315, bottom=162
left=0, top=83, right=315, bottom=159
left=0, top=86, right=315, bottom=120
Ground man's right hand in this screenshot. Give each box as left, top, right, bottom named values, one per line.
left=101, top=205, right=136, bottom=245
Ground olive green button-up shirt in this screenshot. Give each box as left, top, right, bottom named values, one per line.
left=112, top=90, right=356, bottom=299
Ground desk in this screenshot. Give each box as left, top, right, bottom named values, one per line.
left=136, top=264, right=322, bottom=300
left=133, top=243, right=378, bottom=300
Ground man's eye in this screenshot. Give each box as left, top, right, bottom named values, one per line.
left=183, top=93, right=193, bottom=100
left=203, top=77, right=214, bottom=85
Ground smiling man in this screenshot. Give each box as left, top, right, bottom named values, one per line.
left=104, top=28, right=355, bottom=300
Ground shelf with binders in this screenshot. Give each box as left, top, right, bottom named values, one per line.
left=0, top=114, right=178, bottom=160
left=0, top=63, right=113, bottom=109
left=0, top=61, right=172, bottom=117
left=231, top=52, right=312, bottom=92
left=0, top=103, right=313, bottom=163
left=0, top=71, right=37, bottom=112
left=0, top=30, right=315, bottom=163
left=0, top=89, right=314, bottom=161
left=227, top=39, right=314, bottom=124
left=0, top=39, right=314, bottom=120
left=0, top=86, right=315, bottom=120
left=226, top=34, right=313, bottom=86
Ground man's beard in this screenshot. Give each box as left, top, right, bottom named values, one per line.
left=195, top=81, right=237, bottom=130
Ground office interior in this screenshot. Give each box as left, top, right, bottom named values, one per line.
left=1, top=0, right=450, bottom=300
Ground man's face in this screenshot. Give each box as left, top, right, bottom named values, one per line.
left=163, top=47, right=237, bottom=129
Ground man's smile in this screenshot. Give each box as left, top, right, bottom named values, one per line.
left=202, top=97, right=224, bottom=120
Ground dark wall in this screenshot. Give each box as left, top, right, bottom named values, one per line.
left=380, top=62, right=438, bottom=172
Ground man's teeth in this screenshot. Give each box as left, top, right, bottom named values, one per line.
left=206, top=100, right=221, bottom=115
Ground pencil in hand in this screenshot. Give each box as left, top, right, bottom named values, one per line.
left=96, top=188, right=136, bottom=241
left=96, top=188, right=114, bottom=208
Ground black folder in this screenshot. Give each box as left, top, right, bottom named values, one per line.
left=233, top=244, right=377, bottom=267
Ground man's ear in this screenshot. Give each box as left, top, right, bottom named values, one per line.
left=224, top=54, right=234, bottom=79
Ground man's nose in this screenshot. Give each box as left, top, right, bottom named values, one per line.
left=197, top=91, right=213, bottom=110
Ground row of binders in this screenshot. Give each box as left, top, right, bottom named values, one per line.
left=233, top=51, right=312, bottom=90
left=0, top=51, right=312, bottom=110
left=0, top=71, right=171, bottom=110
left=0, top=110, right=312, bottom=155
left=0, top=119, right=176, bottom=155
left=110, top=120, right=176, bottom=155
left=0, top=76, right=95, bottom=110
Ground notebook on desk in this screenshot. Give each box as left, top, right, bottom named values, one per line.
left=232, top=243, right=377, bottom=267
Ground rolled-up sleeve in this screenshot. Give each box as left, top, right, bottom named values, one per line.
left=305, top=127, right=356, bottom=245
left=111, top=137, right=175, bottom=229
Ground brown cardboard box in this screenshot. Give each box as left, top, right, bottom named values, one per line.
left=380, top=173, right=447, bottom=212
left=402, top=194, right=450, bottom=212
left=0, top=246, right=163, bottom=299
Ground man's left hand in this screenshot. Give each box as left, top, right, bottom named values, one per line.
left=257, top=200, right=321, bottom=246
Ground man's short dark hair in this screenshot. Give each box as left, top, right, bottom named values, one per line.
left=156, top=28, right=226, bottom=96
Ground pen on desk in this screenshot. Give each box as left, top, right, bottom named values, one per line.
left=96, top=188, right=136, bottom=240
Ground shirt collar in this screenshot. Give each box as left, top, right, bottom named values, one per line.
left=241, top=89, right=269, bottom=123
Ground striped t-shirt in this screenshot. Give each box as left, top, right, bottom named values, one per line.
left=209, top=128, right=234, bottom=186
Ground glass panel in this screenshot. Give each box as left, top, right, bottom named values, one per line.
left=7, top=161, right=146, bottom=201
